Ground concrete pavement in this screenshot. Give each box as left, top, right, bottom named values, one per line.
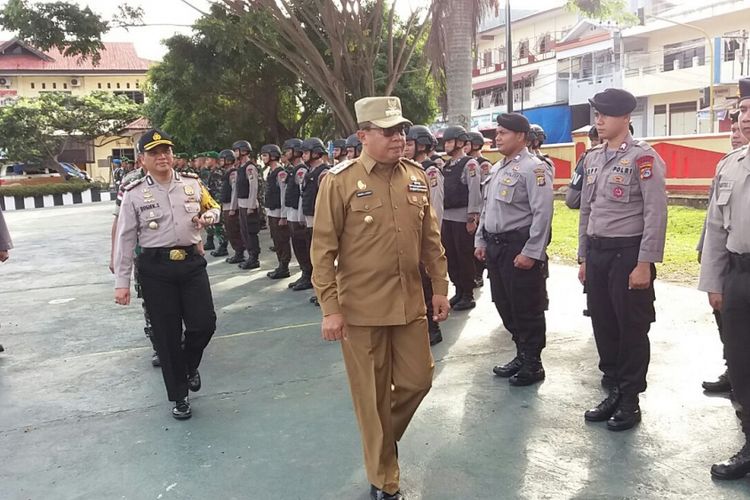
left=0, top=203, right=748, bottom=499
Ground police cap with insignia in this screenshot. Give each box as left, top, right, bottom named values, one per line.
left=355, top=96, right=412, bottom=128
left=138, top=129, right=175, bottom=152
left=739, top=77, right=750, bottom=104
left=588, top=88, right=637, bottom=117
left=496, top=113, right=530, bottom=134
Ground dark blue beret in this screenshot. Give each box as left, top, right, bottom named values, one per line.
left=588, top=88, right=637, bottom=117
left=496, top=113, right=530, bottom=133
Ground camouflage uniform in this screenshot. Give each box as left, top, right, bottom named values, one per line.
left=205, top=166, right=227, bottom=247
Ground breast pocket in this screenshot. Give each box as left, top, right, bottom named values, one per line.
left=716, top=181, right=734, bottom=230
left=496, top=176, right=519, bottom=203
left=406, top=193, right=429, bottom=228
left=604, top=174, right=632, bottom=203
left=184, top=202, right=201, bottom=214
left=348, top=197, right=384, bottom=235
left=139, top=208, right=164, bottom=226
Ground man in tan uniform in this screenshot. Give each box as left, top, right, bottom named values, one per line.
left=311, top=97, right=450, bottom=500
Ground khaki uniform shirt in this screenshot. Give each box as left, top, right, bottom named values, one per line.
left=578, top=135, right=668, bottom=263
left=699, top=146, right=750, bottom=293
left=475, top=148, right=554, bottom=261
left=311, top=151, right=449, bottom=326
left=114, top=171, right=220, bottom=288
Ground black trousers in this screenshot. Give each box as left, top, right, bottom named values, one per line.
left=713, top=309, right=726, bottom=362
left=485, top=237, right=547, bottom=354
left=586, top=239, right=655, bottom=395
left=138, top=252, right=217, bottom=402
left=290, top=221, right=312, bottom=275
left=268, top=216, right=292, bottom=266
left=441, top=219, right=475, bottom=298
left=722, top=255, right=750, bottom=430
left=239, top=208, right=261, bottom=257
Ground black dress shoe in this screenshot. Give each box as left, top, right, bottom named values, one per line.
left=607, top=402, right=641, bottom=431
left=449, top=293, right=462, bottom=307
left=452, top=297, right=476, bottom=311
left=429, top=328, right=443, bottom=346
left=711, top=442, right=750, bottom=479
left=151, top=351, right=160, bottom=367
left=267, top=267, right=291, bottom=279
left=493, top=356, right=522, bottom=377
left=172, top=397, right=192, bottom=420
left=240, top=258, right=260, bottom=270
left=288, top=278, right=300, bottom=289
left=703, top=370, right=732, bottom=393
left=585, top=387, right=621, bottom=422
left=292, top=277, right=313, bottom=291
left=509, top=360, right=545, bottom=386
left=188, top=370, right=201, bottom=392
left=370, top=485, right=404, bottom=500
left=225, top=253, right=245, bottom=264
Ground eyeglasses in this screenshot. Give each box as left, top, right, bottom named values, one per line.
left=364, top=124, right=410, bottom=137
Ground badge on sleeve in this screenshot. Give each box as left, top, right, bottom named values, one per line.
left=468, top=163, right=477, bottom=177
left=637, top=156, right=654, bottom=180
left=278, top=171, right=288, bottom=183
left=536, top=174, right=546, bottom=186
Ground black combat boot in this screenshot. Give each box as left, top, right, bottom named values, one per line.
left=703, top=369, right=732, bottom=393
left=712, top=434, right=750, bottom=479
left=449, top=290, right=463, bottom=307
left=429, top=324, right=443, bottom=346
left=204, top=235, right=215, bottom=251
left=210, top=241, right=229, bottom=257
left=452, top=293, right=476, bottom=311
left=493, top=347, right=523, bottom=377
left=292, top=272, right=313, bottom=290
left=601, top=374, right=617, bottom=390
left=267, top=262, right=291, bottom=279
left=240, top=253, right=260, bottom=270
left=225, top=252, right=245, bottom=264
left=607, top=393, right=641, bottom=431
left=509, top=352, right=545, bottom=386
left=585, top=386, right=621, bottom=422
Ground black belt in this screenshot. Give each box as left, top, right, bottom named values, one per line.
left=588, top=235, right=642, bottom=250
left=483, top=226, right=530, bottom=245
left=729, top=253, right=750, bottom=272
left=141, top=246, right=197, bottom=261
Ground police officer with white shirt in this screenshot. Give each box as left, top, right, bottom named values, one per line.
left=114, top=129, right=221, bottom=420
left=475, top=113, right=553, bottom=387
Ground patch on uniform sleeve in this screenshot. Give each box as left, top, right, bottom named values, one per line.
left=480, top=162, right=491, bottom=176
left=536, top=174, right=546, bottom=186
left=278, top=171, right=288, bottom=183
left=468, top=162, right=477, bottom=177
left=637, top=155, right=654, bottom=180
left=427, top=168, right=438, bottom=188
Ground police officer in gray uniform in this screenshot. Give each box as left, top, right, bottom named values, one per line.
left=114, top=129, right=221, bottom=420
left=699, top=77, right=750, bottom=480
left=475, top=113, right=554, bottom=386
left=578, top=89, right=667, bottom=431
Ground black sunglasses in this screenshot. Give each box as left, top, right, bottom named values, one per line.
left=364, top=124, right=410, bottom=137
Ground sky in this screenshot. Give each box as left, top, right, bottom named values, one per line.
left=1, top=0, right=568, bottom=61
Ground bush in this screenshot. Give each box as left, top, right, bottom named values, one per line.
left=0, top=179, right=92, bottom=197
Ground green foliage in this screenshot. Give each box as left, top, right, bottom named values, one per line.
left=0, top=92, right=141, bottom=167
left=0, top=179, right=92, bottom=197
left=566, top=0, right=638, bottom=25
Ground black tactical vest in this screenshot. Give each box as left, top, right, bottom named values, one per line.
left=265, top=166, right=283, bottom=210
left=235, top=160, right=254, bottom=199
left=285, top=164, right=306, bottom=209
left=220, top=167, right=234, bottom=204
left=443, top=156, right=472, bottom=209
left=302, top=164, right=329, bottom=216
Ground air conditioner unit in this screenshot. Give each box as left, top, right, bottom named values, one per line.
left=0, top=77, right=12, bottom=87
left=70, top=77, right=82, bottom=87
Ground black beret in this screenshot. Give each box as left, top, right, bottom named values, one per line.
left=496, top=113, right=530, bottom=133
left=138, top=129, right=174, bottom=152
left=740, top=77, right=750, bottom=104
left=588, top=88, right=637, bottom=117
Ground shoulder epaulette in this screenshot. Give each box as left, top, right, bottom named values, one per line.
left=182, top=172, right=199, bottom=179
left=329, top=159, right=355, bottom=175
left=590, top=143, right=605, bottom=151
left=635, top=140, right=653, bottom=150
left=402, top=157, right=421, bottom=169
left=720, top=145, right=748, bottom=162
left=123, top=176, right=146, bottom=191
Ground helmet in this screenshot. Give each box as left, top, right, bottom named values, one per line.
left=301, top=137, right=326, bottom=156
left=332, top=138, right=347, bottom=150
left=441, top=125, right=469, bottom=142
left=232, top=140, right=253, bottom=154
left=345, top=134, right=362, bottom=155
left=260, top=144, right=282, bottom=160
left=282, top=138, right=304, bottom=154
left=528, top=125, right=546, bottom=146
left=219, top=149, right=235, bottom=163
left=406, top=125, right=436, bottom=147
left=466, top=131, right=486, bottom=149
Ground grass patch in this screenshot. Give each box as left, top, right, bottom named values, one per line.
left=549, top=201, right=704, bottom=285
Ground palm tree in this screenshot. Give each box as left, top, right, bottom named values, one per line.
left=428, top=0, right=499, bottom=128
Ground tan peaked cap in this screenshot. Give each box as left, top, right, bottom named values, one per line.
left=354, top=96, right=413, bottom=128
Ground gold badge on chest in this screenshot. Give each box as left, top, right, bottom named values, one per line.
left=184, top=185, right=195, bottom=196
left=357, top=180, right=366, bottom=190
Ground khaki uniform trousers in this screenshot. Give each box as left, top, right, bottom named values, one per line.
left=341, top=318, right=434, bottom=495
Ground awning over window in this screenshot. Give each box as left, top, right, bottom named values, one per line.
left=472, top=69, right=539, bottom=92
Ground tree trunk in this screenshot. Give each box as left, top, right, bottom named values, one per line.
left=443, top=0, right=474, bottom=128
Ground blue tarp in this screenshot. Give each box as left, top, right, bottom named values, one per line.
left=520, top=104, right=572, bottom=144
